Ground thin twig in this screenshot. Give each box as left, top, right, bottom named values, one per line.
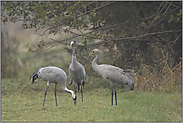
left=143, top=2, right=168, bottom=31
left=77, top=2, right=114, bottom=18
left=170, top=34, right=182, bottom=48
left=153, top=2, right=173, bottom=26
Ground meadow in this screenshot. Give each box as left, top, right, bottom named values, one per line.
left=1, top=77, right=182, bottom=122
left=1, top=22, right=182, bottom=122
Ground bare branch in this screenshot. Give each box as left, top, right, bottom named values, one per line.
left=84, top=29, right=181, bottom=47
left=170, top=34, right=182, bottom=48
left=143, top=2, right=169, bottom=32
left=77, top=2, right=114, bottom=18
left=153, top=2, right=173, bottom=26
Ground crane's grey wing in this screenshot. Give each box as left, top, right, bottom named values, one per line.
left=104, top=66, right=126, bottom=81
left=103, top=66, right=135, bottom=90
left=38, top=67, right=62, bottom=82
left=124, top=69, right=136, bottom=79
left=70, top=61, right=86, bottom=83
left=104, top=66, right=135, bottom=81
left=78, top=62, right=87, bottom=82
left=98, top=65, right=134, bottom=84
left=79, top=62, right=87, bottom=80
left=96, top=65, right=122, bottom=81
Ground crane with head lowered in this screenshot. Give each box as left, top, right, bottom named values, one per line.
left=29, top=66, right=77, bottom=106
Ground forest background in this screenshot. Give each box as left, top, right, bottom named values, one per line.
left=1, top=1, right=182, bottom=122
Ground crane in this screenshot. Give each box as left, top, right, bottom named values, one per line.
left=29, top=66, right=77, bottom=106
left=89, top=49, right=135, bottom=105
left=69, top=40, right=87, bottom=102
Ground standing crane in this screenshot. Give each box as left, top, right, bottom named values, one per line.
left=29, top=66, right=77, bottom=106
left=69, top=40, right=87, bottom=102
left=89, top=49, right=135, bottom=105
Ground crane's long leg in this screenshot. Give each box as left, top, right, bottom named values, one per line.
left=43, top=82, right=50, bottom=106
left=111, top=85, right=113, bottom=105
left=114, top=85, right=117, bottom=105
left=69, top=80, right=73, bottom=86
left=74, top=82, right=77, bottom=94
left=78, top=84, right=80, bottom=91
left=54, top=83, right=57, bottom=106
left=82, top=81, right=85, bottom=89
left=81, top=85, right=83, bottom=102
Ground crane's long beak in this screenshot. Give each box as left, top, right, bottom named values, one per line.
left=74, top=100, right=76, bottom=106
left=89, top=53, right=94, bottom=57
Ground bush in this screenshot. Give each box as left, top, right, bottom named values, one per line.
left=136, top=52, right=182, bottom=92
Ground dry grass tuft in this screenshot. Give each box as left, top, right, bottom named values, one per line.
left=135, top=52, right=182, bottom=92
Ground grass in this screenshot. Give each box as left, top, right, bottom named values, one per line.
left=1, top=24, right=182, bottom=122
left=1, top=78, right=182, bottom=122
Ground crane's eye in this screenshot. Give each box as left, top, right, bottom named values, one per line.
left=92, top=51, right=94, bottom=53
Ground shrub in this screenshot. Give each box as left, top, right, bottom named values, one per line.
left=136, top=52, right=182, bottom=92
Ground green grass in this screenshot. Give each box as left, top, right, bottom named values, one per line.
left=2, top=22, right=182, bottom=122
left=1, top=78, right=182, bottom=122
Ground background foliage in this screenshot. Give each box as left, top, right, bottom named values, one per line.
left=1, top=1, right=182, bottom=91
left=1, top=1, right=182, bottom=122
left=1, top=32, right=20, bottom=78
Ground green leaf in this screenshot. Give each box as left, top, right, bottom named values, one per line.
left=45, top=16, right=48, bottom=21
left=28, top=47, right=32, bottom=52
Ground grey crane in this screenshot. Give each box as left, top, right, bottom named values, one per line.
left=90, top=49, right=135, bottom=105
left=29, top=66, right=77, bottom=106
left=69, top=40, right=87, bottom=102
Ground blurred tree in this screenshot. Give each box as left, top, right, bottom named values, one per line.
left=1, top=32, right=20, bottom=78
left=1, top=1, right=182, bottom=73
left=89, top=1, right=182, bottom=70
